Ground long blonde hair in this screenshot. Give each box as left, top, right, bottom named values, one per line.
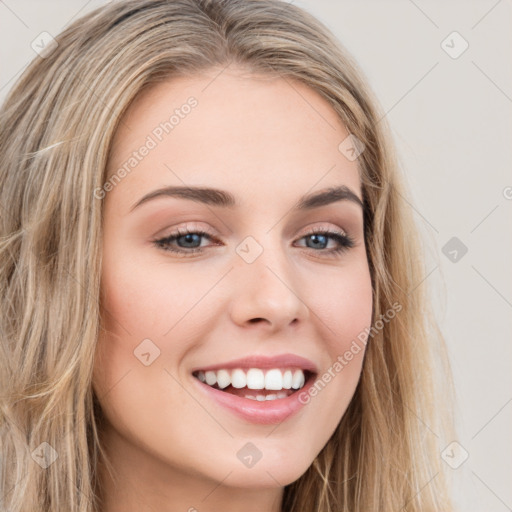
left=0, top=0, right=454, bottom=510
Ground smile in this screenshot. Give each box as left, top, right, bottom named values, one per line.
left=191, top=354, right=318, bottom=424
left=193, top=368, right=310, bottom=401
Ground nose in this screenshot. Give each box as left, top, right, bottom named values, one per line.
left=228, top=238, right=310, bottom=331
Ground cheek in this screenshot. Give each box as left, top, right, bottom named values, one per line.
left=300, top=262, right=373, bottom=409
left=313, top=262, right=374, bottom=350
left=92, top=242, right=213, bottom=399
left=93, top=242, right=159, bottom=398
left=98, top=234, right=220, bottom=338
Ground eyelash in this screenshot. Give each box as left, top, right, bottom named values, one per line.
left=152, top=226, right=355, bottom=258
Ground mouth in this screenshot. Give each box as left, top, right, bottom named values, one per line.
left=192, top=367, right=315, bottom=401
left=190, top=354, right=319, bottom=424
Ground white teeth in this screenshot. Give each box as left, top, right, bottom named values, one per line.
left=264, top=369, right=283, bottom=390
left=291, top=369, right=305, bottom=390
left=216, top=369, right=231, bottom=389
left=246, top=368, right=265, bottom=389
left=283, top=370, right=292, bottom=389
left=231, top=369, right=247, bottom=389
left=246, top=392, right=287, bottom=401
left=205, top=371, right=216, bottom=386
left=196, top=368, right=308, bottom=392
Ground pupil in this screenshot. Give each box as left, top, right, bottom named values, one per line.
left=308, top=234, right=327, bottom=249
left=180, top=233, right=200, bottom=248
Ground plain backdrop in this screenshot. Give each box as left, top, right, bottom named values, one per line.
left=1, top=1, right=511, bottom=510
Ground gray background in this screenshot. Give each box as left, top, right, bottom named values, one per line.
left=1, top=1, right=511, bottom=510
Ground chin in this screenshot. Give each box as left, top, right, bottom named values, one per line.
left=206, top=442, right=317, bottom=489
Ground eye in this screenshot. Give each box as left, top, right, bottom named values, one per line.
left=152, top=227, right=219, bottom=257
left=294, top=227, right=355, bottom=256
left=152, top=226, right=355, bottom=258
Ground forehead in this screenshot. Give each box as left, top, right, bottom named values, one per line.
left=106, top=67, right=362, bottom=210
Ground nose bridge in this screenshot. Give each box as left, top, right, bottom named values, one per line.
left=229, top=231, right=309, bottom=328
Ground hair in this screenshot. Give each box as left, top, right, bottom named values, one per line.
left=0, top=0, right=455, bottom=510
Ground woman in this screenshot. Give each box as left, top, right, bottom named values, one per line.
left=0, top=0, right=454, bottom=510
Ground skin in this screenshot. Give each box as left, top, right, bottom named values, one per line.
left=92, top=65, right=373, bottom=512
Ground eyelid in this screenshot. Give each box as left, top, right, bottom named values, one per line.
left=153, top=221, right=217, bottom=239
left=297, top=223, right=349, bottom=237
left=152, top=221, right=356, bottom=258
left=154, top=221, right=350, bottom=243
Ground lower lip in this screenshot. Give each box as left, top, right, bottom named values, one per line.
left=193, top=375, right=316, bottom=425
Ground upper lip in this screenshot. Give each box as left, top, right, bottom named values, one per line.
left=191, top=353, right=318, bottom=374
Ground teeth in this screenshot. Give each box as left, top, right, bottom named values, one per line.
left=291, top=369, right=305, bottom=390
left=264, top=369, right=283, bottom=390
left=246, top=368, right=265, bottom=389
left=231, top=369, right=247, bottom=388
left=283, top=370, right=293, bottom=389
left=245, top=391, right=289, bottom=401
left=216, top=369, right=231, bottom=389
left=195, top=368, right=308, bottom=392
left=205, top=371, right=216, bottom=386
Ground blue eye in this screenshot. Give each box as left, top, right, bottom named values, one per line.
left=153, top=228, right=215, bottom=256
left=152, top=227, right=355, bottom=257
left=297, top=229, right=355, bottom=254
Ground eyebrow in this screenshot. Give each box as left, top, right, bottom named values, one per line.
left=129, top=184, right=364, bottom=212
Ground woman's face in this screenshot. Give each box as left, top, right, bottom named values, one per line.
left=93, top=66, right=373, bottom=501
